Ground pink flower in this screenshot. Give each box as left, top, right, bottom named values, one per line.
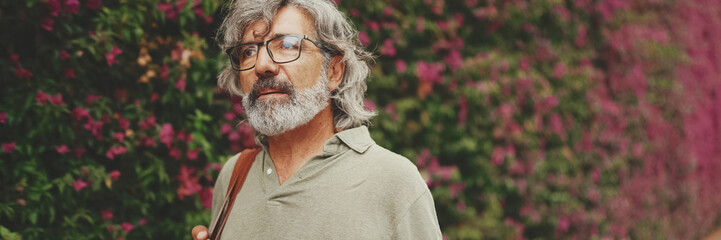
left=159, top=123, right=174, bottom=148
left=200, top=187, right=213, bottom=209
left=160, top=64, right=169, bottom=82
left=56, top=145, right=70, bottom=154
left=109, top=170, right=121, bottom=181
left=169, top=147, right=182, bottom=159
left=64, top=68, right=76, bottom=79
left=553, top=62, right=568, bottom=79
left=228, top=131, right=240, bottom=141
left=118, top=118, right=130, bottom=130
left=35, top=90, right=50, bottom=105
left=416, top=61, right=445, bottom=84
left=10, top=54, right=20, bottom=64
left=101, top=209, right=114, bottom=220
left=175, top=77, right=186, bottom=91
left=220, top=123, right=232, bottom=134
left=187, top=148, right=200, bottom=160
left=491, top=146, right=505, bottom=165
left=87, top=0, right=102, bottom=10
left=224, top=112, right=235, bottom=121
left=176, top=166, right=202, bottom=200
left=105, top=46, right=123, bottom=66
left=150, top=93, right=160, bottom=102
left=41, top=18, right=54, bottom=31
left=395, top=59, right=407, bottom=73
left=121, top=222, right=134, bottom=232
left=138, top=218, right=148, bottom=226
left=385, top=103, right=398, bottom=121
left=84, top=119, right=104, bottom=140
left=49, top=94, right=65, bottom=106
left=107, top=225, right=114, bottom=232
left=71, top=107, right=90, bottom=121
left=0, top=112, right=7, bottom=124
left=2, top=142, right=17, bottom=153
left=576, top=25, right=587, bottom=47
left=85, top=94, right=102, bottom=104
left=138, top=116, right=157, bottom=130
left=444, top=50, right=463, bottom=70
left=363, top=99, right=376, bottom=112
left=45, top=0, right=61, bottom=16
left=358, top=32, right=369, bottom=46
left=113, top=132, right=125, bottom=142
left=380, top=39, right=396, bottom=57
left=64, top=0, right=80, bottom=14
left=15, top=68, right=33, bottom=79
left=58, top=50, right=70, bottom=60
left=106, top=146, right=127, bottom=160
left=74, top=147, right=86, bottom=158
left=72, top=179, right=89, bottom=191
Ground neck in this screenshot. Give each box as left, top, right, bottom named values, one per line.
left=267, top=104, right=335, bottom=185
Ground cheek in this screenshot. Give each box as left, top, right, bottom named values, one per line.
left=239, top=74, right=254, bottom=94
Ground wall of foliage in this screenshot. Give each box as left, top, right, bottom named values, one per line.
left=1, top=0, right=719, bottom=239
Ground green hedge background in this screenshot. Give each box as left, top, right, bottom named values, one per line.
left=1, top=0, right=720, bottom=239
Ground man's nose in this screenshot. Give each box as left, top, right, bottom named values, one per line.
left=254, top=45, right=279, bottom=77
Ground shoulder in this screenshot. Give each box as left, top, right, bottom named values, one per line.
left=216, top=152, right=242, bottom=186
left=358, top=144, right=429, bottom=196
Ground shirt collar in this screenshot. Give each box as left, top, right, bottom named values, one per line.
left=323, top=125, right=375, bottom=155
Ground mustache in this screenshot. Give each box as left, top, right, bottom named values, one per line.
left=247, top=76, right=296, bottom=105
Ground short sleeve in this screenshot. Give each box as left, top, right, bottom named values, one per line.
left=392, top=190, right=443, bottom=239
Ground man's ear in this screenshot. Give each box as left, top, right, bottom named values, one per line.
left=327, top=55, right=345, bottom=91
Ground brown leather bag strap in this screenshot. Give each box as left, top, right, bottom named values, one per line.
left=209, top=148, right=261, bottom=240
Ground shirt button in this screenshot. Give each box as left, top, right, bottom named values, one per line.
left=266, top=168, right=272, bottom=175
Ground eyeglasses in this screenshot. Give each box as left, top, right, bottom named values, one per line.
left=226, top=34, right=323, bottom=71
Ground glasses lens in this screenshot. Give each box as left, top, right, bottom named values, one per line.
left=268, top=36, right=301, bottom=63
left=229, top=44, right=259, bottom=70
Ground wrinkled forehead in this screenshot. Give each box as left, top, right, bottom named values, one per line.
left=241, top=6, right=316, bottom=43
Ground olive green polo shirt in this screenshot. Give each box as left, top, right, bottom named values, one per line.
left=210, top=126, right=442, bottom=239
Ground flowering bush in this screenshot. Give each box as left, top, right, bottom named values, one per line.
left=1, top=0, right=719, bottom=239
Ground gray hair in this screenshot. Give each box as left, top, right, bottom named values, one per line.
left=216, top=0, right=376, bottom=130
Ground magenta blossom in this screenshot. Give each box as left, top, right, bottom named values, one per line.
left=64, top=68, right=76, bottom=79
left=87, top=0, right=102, bottom=10
left=71, top=107, right=90, bottom=121
left=121, top=222, right=134, bottom=232
left=200, top=187, right=213, bottom=209
left=138, top=218, right=148, bottom=226
left=45, top=0, right=61, bottom=16
left=159, top=123, right=174, bottom=148
left=101, top=209, right=114, bottom=220
left=85, top=94, right=102, bottom=104
left=2, top=142, right=17, bottom=153
left=105, top=46, right=123, bottom=66
left=358, top=32, right=369, bottom=46
left=220, top=123, right=232, bottom=134
left=380, top=39, right=396, bottom=57
left=363, top=99, right=376, bottom=112
left=169, top=147, right=182, bottom=159
left=187, top=148, right=200, bottom=160
left=113, top=132, right=125, bottom=142
left=36, top=91, right=50, bottom=104
left=106, top=146, right=127, bottom=160
left=41, top=18, right=54, bottom=31
left=15, top=68, right=33, bottom=79
left=416, top=61, right=445, bottom=84
left=395, top=59, right=407, bottom=73
left=74, top=147, right=86, bottom=158
left=72, top=179, right=89, bottom=191
left=175, top=77, right=186, bottom=91
left=0, top=112, right=7, bottom=124
left=56, top=145, right=70, bottom=154
left=64, top=0, right=80, bottom=14
left=109, top=170, right=121, bottom=181
left=49, top=94, right=65, bottom=105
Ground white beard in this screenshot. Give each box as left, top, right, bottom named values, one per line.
left=242, top=72, right=330, bottom=136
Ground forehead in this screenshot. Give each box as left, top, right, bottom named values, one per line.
left=242, top=6, right=315, bottom=42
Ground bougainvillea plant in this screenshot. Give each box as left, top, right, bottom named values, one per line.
left=1, top=0, right=719, bottom=239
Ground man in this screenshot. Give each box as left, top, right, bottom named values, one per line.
left=193, top=0, right=442, bottom=239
